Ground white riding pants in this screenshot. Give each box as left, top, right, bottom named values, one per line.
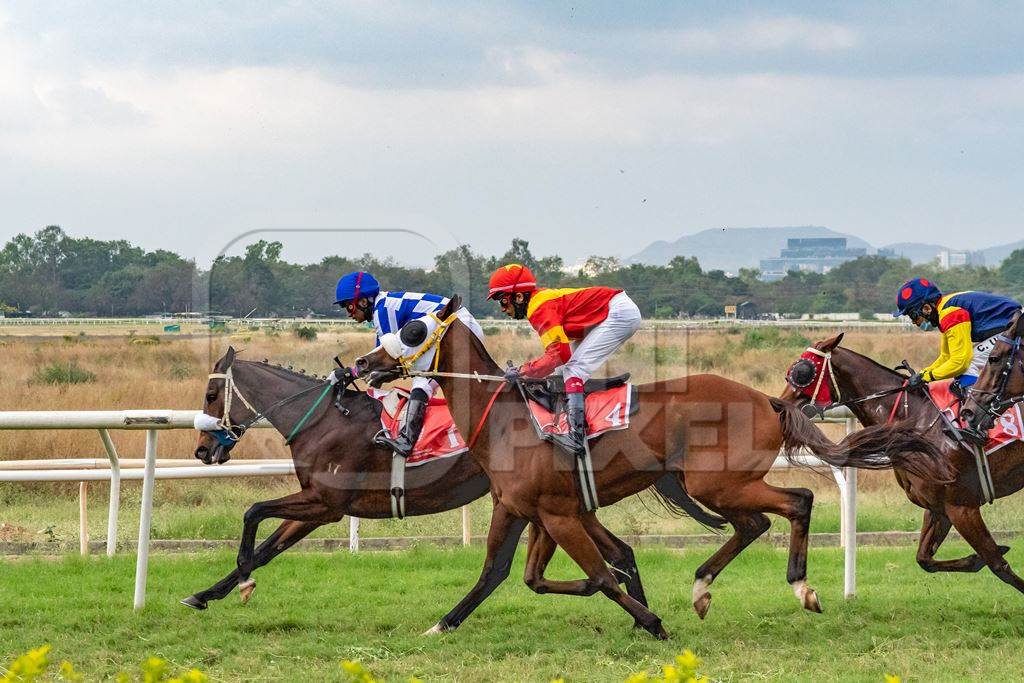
left=958, top=335, right=999, bottom=387
left=562, top=292, right=642, bottom=384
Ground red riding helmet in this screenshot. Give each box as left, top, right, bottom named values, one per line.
left=487, top=263, right=538, bottom=300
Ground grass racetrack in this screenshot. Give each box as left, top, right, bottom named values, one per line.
left=4, top=544, right=1024, bottom=681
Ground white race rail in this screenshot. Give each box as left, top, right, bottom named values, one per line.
left=0, top=407, right=858, bottom=607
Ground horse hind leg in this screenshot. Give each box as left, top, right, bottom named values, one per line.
left=691, top=509, right=771, bottom=620
left=758, top=485, right=821, bottom=613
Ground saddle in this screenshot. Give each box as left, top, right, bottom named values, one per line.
left=520, top=373, right=631, bottom=413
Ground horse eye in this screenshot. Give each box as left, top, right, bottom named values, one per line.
left=989, top=356, right=1002, bottom=365
left=206, top=392, right=217, bottom=403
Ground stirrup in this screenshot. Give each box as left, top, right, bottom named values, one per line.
left=373, top=429, right=412, bottom=457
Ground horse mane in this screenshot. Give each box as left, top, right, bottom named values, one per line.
left=233, top=356, right=363, bottom=395
left=836, top=345, right=906, bottom=381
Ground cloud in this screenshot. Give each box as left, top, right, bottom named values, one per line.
left=665, top=16, right=860, bottom=54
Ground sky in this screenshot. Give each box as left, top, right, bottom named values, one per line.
left=2, top=1, right=1023, bottom=269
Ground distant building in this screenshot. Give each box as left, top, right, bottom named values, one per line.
left=938, top=249, right=985, bottom=269
left=758, top=238, right=867, bottom=282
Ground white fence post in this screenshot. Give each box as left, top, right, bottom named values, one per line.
left=133, top=429, right=158, bottom=610
left=461, top=505, right=471, bottom=546
left=99, top=428, right=120, bottom=556
left=349, top=516, right=360, bottom=552
left=844, top=416, right=857, bottom=598
left=79, top=482, right=89, bottom=556
left=844, top=467, right=858, bottom=599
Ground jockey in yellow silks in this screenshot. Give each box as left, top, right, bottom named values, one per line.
left=893, top=277, right=1022, bottom=396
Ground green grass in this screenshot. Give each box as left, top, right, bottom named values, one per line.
left=3, top=545, right=1024, bottom=681
left=29, top=361, right=96, bottom=385
left=7, top=471, right=1024, bottom=547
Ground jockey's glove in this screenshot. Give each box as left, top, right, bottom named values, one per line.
left=503, top=365, right=521, bottom=383
left=329, top=366, right=356, bottom=386
left=907, top=372, right=926, bottom=389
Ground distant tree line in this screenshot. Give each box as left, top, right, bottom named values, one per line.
left=2, top=226, right=1024, bottom=318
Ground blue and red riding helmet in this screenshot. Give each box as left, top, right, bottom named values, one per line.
left=893, top=277, right=942, bottom=318
left=335, top=271, right=380, bottom=305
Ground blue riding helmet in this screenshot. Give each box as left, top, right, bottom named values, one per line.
left=335, top=271, right=380, bottom=305
left=893, top=277, right=942, bottom=318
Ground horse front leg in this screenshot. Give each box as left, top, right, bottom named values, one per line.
left=182, top=519, right=322, bottom=609
left=916, top=509, right=1009, bottom=573
left=426, top=501, right=528, bottom=634
left=236, top=489, right=337, bottom=603
left=524, top=516, right=648, bottom=607
left=946, top=503, right=1024, bottom=594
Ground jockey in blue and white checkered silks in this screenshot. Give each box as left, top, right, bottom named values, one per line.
left=333, top=271, right=484, bottom=457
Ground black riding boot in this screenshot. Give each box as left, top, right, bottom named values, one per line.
left=374, top=391, right=428, bottom=458
left=566, top=391, right=587, bottom=456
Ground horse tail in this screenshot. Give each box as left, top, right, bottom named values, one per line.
left=769, top=398, right=955, bottom=483
left=652, top=474, right=727, bottom=531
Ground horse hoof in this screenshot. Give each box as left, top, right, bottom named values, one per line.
left=693, top=592, right=712, bottom=620
left=180, top=595, right=207, bottom=611
left=999, top=545, right=1011, bottom=556
left=239, top=578, right=256, bottom=604
left=422, top=623, right=446, bottom=636
left=650, top=622, right=670, bottom=640
left=802, top=588, right=822, bottom=613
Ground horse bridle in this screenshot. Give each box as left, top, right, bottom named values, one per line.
left=967, top=332, right=1024, bottom=423
left=786, top=347, right=916, bottom=418
left=198, top=365, right=346, bottom=448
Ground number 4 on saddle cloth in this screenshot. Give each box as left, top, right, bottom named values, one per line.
left=930, top=380, right=1024, bottom=455
left=521, top=382, right=639, bottom=445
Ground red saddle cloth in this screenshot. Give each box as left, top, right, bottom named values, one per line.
left=525, top=383, right=633, bottom=439
left=367, top=388, right=468, bottom=466
left=928, top=380, right=1024, bottom=455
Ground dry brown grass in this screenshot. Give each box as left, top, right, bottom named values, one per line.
left=0, top=323, right=936, bottom=462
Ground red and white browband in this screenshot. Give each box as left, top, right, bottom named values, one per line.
left=787, top=347, right=842, bottom=407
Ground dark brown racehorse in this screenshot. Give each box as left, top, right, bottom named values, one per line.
left=183, top=348, right=662, bottom=610
left=781, top=332, right=1024, bottom=594
left=355, top=298, right=949, bottom=637
left=963, top=312, right=1024, bottom=437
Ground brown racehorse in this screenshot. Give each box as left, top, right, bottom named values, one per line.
left=182, top=348, right=656, bottom=611
left=781, top=332, right=1024, bottom=595
left=963, top=312, right=1024, bottom=437
left=355, top=297, right=950, bottom=637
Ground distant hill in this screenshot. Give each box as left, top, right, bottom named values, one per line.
left=626, top=226, right=872, bottom=272
left=983, top=239, right=1024, bottom=267
left=628, top=228, right=1024, bottom=272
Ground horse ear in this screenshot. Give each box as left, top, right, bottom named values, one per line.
left=443, top=294, right=462, bottom=318
left=1014, top=312, right=1024, bottom=338
left=225, top=346, right=236, bottom=367
left=819, top=333, right=844, bottom=352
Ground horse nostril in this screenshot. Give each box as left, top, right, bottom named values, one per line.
left=355, top=357, right=369, bottom=370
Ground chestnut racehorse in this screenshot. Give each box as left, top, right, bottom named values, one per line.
left=355, top=297, right=949, bottom=637
left=182, top=348, right=659, bottom=611
left=782, top=332, right=1024, bottom=596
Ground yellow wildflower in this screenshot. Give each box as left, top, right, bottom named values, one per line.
left=2, top=646, right=51, bottom=683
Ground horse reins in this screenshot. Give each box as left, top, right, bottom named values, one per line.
left=203, top=366, right=342, bottom=445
